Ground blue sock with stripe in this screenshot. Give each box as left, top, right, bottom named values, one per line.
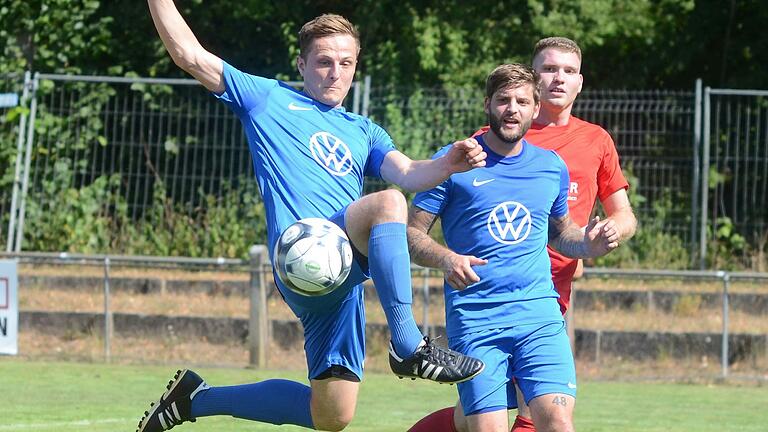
left=190, top=379, right=313, bottom=428
left=368, top=222, right=424, bottom=357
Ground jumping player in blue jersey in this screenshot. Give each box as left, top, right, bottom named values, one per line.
left=407, top=64, right=619, bottom=432
left=137, top=2, right=486, bottom=432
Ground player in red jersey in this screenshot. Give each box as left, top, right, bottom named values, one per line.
left=408, top=37, right=637, bottom=432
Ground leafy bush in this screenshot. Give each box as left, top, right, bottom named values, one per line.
left=117, top=179, right=265, bottom=259
left=705, top=216, right=749, bottom=271
left=593, top=167, right=690, bottom=270
left=23, top=161, right=118, bottom=252
left=22, top=168, right=265, bottom=259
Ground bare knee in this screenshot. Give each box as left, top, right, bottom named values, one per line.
left=531, top=409, right=574, bottom=432
left=345, top=189, right=408, bottom=253
left=530, top=398, right=574, bottom=432
left=537, top=416, right=573, bottom=432
left=311, top=397, right=356, bottom=431
left=310, top=377, right=359, bottom=431
left=453, top=400, right=470, bottom=432
left=312, top=409, right=355, bottom=431
left=368, top=189, right=407, bottom=222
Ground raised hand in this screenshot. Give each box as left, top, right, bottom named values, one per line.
left=445, top=138, right=487, bottom=173
left=583, top=216, right=620, bottom=257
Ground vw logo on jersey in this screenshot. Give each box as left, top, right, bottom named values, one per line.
left=487, top=201, right=532, bottom=245
left=309, top=131, right=354, bottom=176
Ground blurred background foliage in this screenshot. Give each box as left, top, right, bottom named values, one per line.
left=1, top=1, right=766, bottom=270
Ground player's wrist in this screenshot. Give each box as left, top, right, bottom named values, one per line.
left=440, top=253, right=457, bottom=273
left=579, top=240, right=593, bottom=259
left=436, top=152, right=455, bottom=175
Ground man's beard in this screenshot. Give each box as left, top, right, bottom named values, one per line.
left=488, top=112, right=532, bottom=145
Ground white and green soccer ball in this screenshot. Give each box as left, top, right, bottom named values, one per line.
left=274, top=218, right=354, bottom=296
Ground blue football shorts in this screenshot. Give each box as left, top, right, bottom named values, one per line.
left=273, top=205, right=371, bottom=381
left=450, top=320, right=577, bottom=416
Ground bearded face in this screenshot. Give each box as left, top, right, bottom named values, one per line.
left=486, top=84, right=538, bottom=145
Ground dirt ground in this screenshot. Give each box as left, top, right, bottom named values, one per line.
left=12, top=263, right=768, bottom=383
left=18, top=284, right=768, bottom=333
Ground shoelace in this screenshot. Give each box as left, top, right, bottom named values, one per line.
left=421, top=336, right=457, bottom=366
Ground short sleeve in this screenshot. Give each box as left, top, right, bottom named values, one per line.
left=213, top=61, right=277, bottom=116
left=363, top=122, right=397, bottom=178
left=596, top=132, right=630, bottom=202
left=471, top=125, right=490, bottom=138
left=551, top=152, right=570, bottom=218
left=412, top=145, right=453, bottom=215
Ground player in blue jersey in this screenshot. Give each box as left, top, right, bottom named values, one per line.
left=406, top=64, right=619, bottom=432
left=137, top=2, right=486, bottom=432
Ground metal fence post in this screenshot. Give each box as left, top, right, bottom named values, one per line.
left=249, top=245, right=268, bottom=368
left=647, top=290, right=655, bottom=314
left=362, top=75, right=371, bottom=117
left=595, top=329, right=602, bottom=365
left=699, top=86, right=712, bottom=269
left=6, top=71, right=32, bottom=253
left=103, top=257, right=113, bottom=363
left=14, top=72, right=39, bottom=252
left=720, top=271, right=730, bottom=378
left=352, top=80, right=361, bottom=114
left=691, top=78, right=702, bottom=266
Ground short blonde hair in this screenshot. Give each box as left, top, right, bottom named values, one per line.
left=298, top=14, right=360, bottom=58
left=485, top=63, right=540, bottom=104
left=533, top=37, right=582, bottom=62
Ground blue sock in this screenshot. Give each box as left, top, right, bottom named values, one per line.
left=368, top=222, right=424, bottom=357
left=190, top=379, right=313, bottom=428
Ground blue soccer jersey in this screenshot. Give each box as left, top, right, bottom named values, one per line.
left=214, top=62, right=396, bottom=255
left=413, top=135, right=570, bottom=338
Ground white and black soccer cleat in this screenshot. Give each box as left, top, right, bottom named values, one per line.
left=389, top=336, right=484, bottom=384
left=136, top=369, right=210, bottom=432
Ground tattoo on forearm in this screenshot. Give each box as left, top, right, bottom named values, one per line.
left=407, top=209, right=448, bottom=269
left=552, top=232, right=587, bottom=258
left=408, top=229, right=442, bottom=267
left=549, top=216, right=587, bottom=259
left=552, top=396, right=568, bottom=407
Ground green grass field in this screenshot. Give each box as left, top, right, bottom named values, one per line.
left=1, top=359, right=765, bottom=431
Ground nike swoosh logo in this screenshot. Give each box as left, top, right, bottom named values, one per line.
left=567, top=382, right=577, bottom=389
left=472, top=178, right=495, bottom=187
left=288, top=102, right=312, bottom=111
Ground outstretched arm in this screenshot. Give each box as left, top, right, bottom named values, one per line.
left=148, top=0, right=224, bottom=92
left=549, top=214, right=619, bottom=259
left=408, top=207, right=487, bottom=290
left=380, top=138, right=487, bottom=193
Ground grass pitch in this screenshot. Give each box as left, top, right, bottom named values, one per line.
left=0, top=359, right=765, bottom=431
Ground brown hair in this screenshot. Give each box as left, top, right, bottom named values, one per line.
left=533, top=37, right=582, bottom=62
left=298, top=14, right=360, bottom=58
left=485, top=63, right=540, bottom=103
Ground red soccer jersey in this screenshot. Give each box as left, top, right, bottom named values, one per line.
left=473, top=116, right=628, bottom=312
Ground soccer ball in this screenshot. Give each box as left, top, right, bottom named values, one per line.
left=273, top=218, right=354, bottom=296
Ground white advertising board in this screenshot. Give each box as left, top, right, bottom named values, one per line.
left=0, top=260, right=18, bottom=355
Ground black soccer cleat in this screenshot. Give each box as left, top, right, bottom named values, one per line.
left=388, top=336, right=485, bottom=384
left=136, top=369, right=210, bottom=432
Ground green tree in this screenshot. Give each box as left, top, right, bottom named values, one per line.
left=0, top=0, right=113, bottom=74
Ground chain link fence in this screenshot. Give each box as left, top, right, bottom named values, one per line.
left=1, top=72, right=27, bottom=251
left=367, top=85, right=697, bottom=242
left=1, top=73, right=767, bottom=269
left=701, top=89, right=768, bottom=269
left=572, top=89, right=697, bottom=242
left=5, top=75, right=256, bottom=255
